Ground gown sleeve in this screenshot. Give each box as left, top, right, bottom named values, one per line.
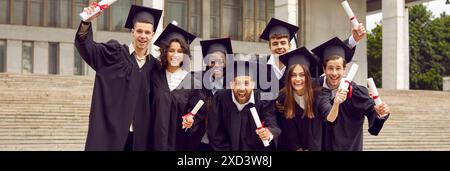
left=207, top=91, right=231, bottom=151
left=74, top=22, right=123, bottom=71
left=350, top=83, right=389, bottom=136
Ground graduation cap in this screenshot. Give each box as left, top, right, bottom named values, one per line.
left=311, top=37, right=354, bottom=64
left=280, top=46, right=317, bottom=69
left=200, top=38, right=233, bottom=58
left=260, top=18, right=299, bottom=41
left=154, top=23, right=197, bottom=47
left=124, top=5, right=163, bottom=31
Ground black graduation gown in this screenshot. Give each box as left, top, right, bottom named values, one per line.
left=208, top=90, right=281, bottom=151
left=275, top=93, right=325, bottom=151
left=316, top=82, right=389, bottom=151
left=185, top=70, right=230, bottom=150
left=150, top=68, right=202, bottom=151
left=74, top=22, right=158, bottom=151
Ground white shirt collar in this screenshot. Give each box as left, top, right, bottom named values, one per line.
left=267, top=54, right=286, bottom=80
left=322, top=76, right=338, bottom=99
left=128, top=43, right=150, bottom=56
left=231, top=90, right=255, bottom=111
left=166, top=68, right=188, bottom=91
left=209, top=76, right=224, bottom=95
left=293, top=93, right=305, bottom=109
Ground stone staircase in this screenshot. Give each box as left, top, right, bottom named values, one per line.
left=363, top=89, right=450, bottom=151
left=1, top=73, right=450, bottom=151
left=0, top=73, right=92, bottom=151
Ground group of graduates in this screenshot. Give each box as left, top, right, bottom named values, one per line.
left=75, top=4, right=391, bottom=151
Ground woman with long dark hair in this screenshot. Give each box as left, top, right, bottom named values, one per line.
left=276, top=47, right=324, bottom=151
left=149, top=23, right=201, bottom=151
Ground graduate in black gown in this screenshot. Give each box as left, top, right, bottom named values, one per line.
left=74, top=5, right=162, bottom=151
left=208, top=61, right=281, bottom=151
left=186, top=38, right=234, bottom=151
left=150, top=23, right=202, bottom=151
left=275, top=47, right=325, bottom=151
left=312, top=37, right=391, bottom=151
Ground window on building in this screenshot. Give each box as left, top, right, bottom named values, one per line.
left=47, top=0, right=71, bottom=28
left=98, top=0, right=142, bottom=32
left=0, top=40, right=6, bottom=72
left=165, top=0, right=202, bottom=37
left=74, top=48, right=84, bottom=75
left=48, top=42, right=59, bottom=75
left=30, top=0, right=44, bottom=26
left=210, top=0, right=274, bottom=42
left=72, top=0, right=89, bottom=29
left=22, top=41, right=34, bottom=74
left=0, top=0, right=10, bottom=24
left=12, top=0, right=27, bottom=25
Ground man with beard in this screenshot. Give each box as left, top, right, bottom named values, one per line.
left=75, top=5, right=162, bottom=151
left=208, top=61, right=281, bottom=151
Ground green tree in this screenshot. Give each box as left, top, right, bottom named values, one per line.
left=367, top=24, right=382, bottom=87
left=367, top=5, right=450, bottom=90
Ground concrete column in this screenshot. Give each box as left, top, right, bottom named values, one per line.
left=275, top=0, right=298, bottom=25
left=33, top=41, right=49, bottom=74
left=303, top=0, right=367, bottom=85
left=143, top=0, right=165, bottom=58
left=6, top=40, right=22, bottom=73
left=444, top=77, right=450, bottom=91
left=59, top=43, right=74, bottom=75
left=275, top=0, right=298, bottom=47
left=201, top=0, right=210, bottom=39
left=382, top=0, right=409, bottom=90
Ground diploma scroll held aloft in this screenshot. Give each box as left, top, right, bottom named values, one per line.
left=367, top=78, right=382, bottom=105
left=338, top=63, right=359, bottom=92
left=341, top=0, right=359, bottom=28
left=182, top=100, right=205, bottom=130
left=79, top=0, right=118, bottom=21
left=250, top=107, right=270, bottom=147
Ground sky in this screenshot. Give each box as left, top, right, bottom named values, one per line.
left=366, top=0, right=450, bottom=31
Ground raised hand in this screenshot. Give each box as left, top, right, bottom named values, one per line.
left=82, top=3, right=102, bottom=23
left=256, top=128, right=273, bottom=141
left=352, top=23, right=366, bottom=42
left=182, top=114, right=194, bottom=130
left=334, top=88, right=349, bottom=104
left=374, top=102, right=390, bottom=118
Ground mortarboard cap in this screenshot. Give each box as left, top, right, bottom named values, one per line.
left=124, top=5, right=163, bottom=31
left=260, top=18, right=299, bottom=41
left=154, top=23, right=197, bottom=47
left=311, top=36, right=354, bottom=64
left=200, top=38, right=233, bottom=58
left=280, top=46, right=317, bottom=70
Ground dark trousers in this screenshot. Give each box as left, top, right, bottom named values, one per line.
left=123, top=132, right=134, bottom=151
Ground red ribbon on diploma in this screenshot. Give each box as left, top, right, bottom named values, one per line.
left=350, top=16, right=357, bottom=21
left=345, top=80, right=353, bottom=99
left=256, top=121, right=265, bottom=131
left=372, top=95, right=379, bottom=100
left=91, top=2, right=109, bottom=11
left=182, top=112, right=195, bottom=119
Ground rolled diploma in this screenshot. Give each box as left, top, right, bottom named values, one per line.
left=341, top=1, right=359, bottom=28
left=79, top=0, right=118, bottom=21
left=182, top=100, right=205, bottom=129
left=250, top=107, right=270, bottom=147
left=338, top=63, right=359, bottom=92
left=367, top=78, right=382, bottom=105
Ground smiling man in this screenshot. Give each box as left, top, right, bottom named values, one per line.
left=208, top=61, right=281, bottom=151
left=313, top=37, right=390, bottom=151
left=74, top=5, right=162, bottom=151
